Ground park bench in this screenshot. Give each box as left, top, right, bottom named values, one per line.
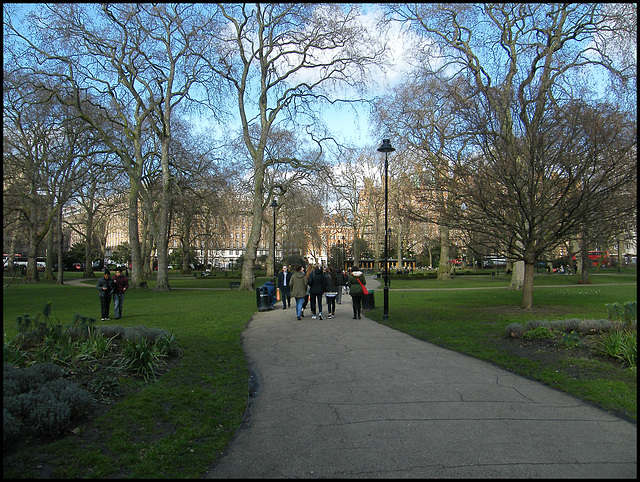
left=229, top=281, right=241, bottom=289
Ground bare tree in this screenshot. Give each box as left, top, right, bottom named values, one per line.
left=6, top=4, right=217, bottom=291
left=3, top=74, right=75, bottom=282
left=387, top=3, right=636, bottom=308
left=204, top=4, right=386, bottom=290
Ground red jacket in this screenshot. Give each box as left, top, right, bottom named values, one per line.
left=112, top=274, right=129, bottom=294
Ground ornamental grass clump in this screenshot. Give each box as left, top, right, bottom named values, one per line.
left=597, top=330, right=637, bottom=370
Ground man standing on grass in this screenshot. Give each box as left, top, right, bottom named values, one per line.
left=112, top=267, right=129, bottom=319
left=96, top=270, right=114, bottom=321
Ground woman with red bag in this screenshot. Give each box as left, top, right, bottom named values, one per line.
left=347, top=266, right=367, bottom=319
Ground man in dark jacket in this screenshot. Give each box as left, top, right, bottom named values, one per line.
left=96, top=270, right=115, bottom=321
left=277, top=265, right=292, bottom=309
left=112, top=267, right=129, bottom=319
left=307, top=265, right=326, bottom=319
left=260, top=280, right=278, bottom=309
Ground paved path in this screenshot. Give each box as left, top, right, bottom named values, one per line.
left=204, top=277, right=636, bottom=478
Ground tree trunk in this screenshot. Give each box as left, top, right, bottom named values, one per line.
left=571, top=238, right=581, bottom=276
left=43, top=219, right=55, bottom=280
left=128, top=182, right=147, bottom=290
left=520, top=261, right=535, bottom=309
left=241, top=205, right=261, bottom=291
left=508, top=260, right=525, bottom=290
left=153, top=138, right=171, bottom=292
left=56, top=203, right=65, bottom=285
left=437, top=225, right=451, bottom=280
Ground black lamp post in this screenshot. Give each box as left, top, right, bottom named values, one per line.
left=271, top=199, right=278, bottom=283
left=342, top=235, right=345, bottom=271
left=378, top=138, right=395, bottom=321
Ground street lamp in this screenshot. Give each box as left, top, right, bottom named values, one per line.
left=342, top=235, right=345, bottom=271
left=378, top=138, right=395, bottom=321
left=271, top=199, right=278, bottom=283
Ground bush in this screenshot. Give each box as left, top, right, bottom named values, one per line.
left=522, top=326, right=555, bottom=340
left=504, top=323, right=524, bottom=338
left=598, top=330, right=637, bottom=370
left=118, top=336, right=164, bottom=381
left=3, top=363, right=94, bottom=439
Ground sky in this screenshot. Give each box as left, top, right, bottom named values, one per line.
left=4, top=4, right=416, bottom=152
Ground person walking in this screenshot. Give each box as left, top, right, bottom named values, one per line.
left=335, top=268, right=345, bottom=304
left=348, top=265, right=367, bottom=319
left=290, top=264, right=308, bottom=320
left=301, top=265, right=311, bottom=317
left=324, top=266, right=339, bottom=319
left=307, top=264, right=326, bottom=319
left=277, top=265, right=292, bottom=310
left=112, top=267, right=129, bottom=319
left=96, top=270, right=115, bottom=321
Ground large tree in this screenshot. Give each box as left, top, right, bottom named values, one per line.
left=205, top=3, right=386, bottom=290
left=5, top=4, right=216, bottom=291
left=388, top=3, right=637, bottom=308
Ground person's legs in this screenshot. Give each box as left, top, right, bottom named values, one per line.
left=336, top=288, right=342, bottom=304
left=310, top=294, right=317, bottom=317
left=295, top=297, right=304, bottom=319
left=315, top=293, right=323, bottom=318
left=284, top=286, right=291, bottom=308
left=113, top=294, right=123, bottom=319
left=352, top=295, right=362, bottom=319
left=326, top=296, right=335, bottom=317
left=100, top=296, right=110, bottom=320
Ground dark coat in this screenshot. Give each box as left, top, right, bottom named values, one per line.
left=261, top=280, right=277, bottom=302
left=96, top=276, right=114, bottom=297
left=347, top=270, right=366, bottom=296
left=324, top=271, right=338, bottom=293
left=307, top=267, right=326, bottom=295
left=276, top=270, right=292, bottom=290
left=112, top=274, right=129, bottom=294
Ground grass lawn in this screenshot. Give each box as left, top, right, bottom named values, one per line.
left=2, top=270, right=637, bottom=478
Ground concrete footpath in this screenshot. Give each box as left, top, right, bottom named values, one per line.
left=208, top=277, right=636, bottom=478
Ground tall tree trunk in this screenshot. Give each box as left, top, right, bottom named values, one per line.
left=437, top=225, right=451, bottom=280
left=56, top=203, right=65, bottom=285
left=241, top=198, right=262, bottom=291
left=520, top=261, right=535, bottom=309
left=153, top=139, right=171, bottom=292
left=508, top=240, right=525, bottom=290
left=128, top=182, right=147, bottom=289
left=508, top=260, right=525, bottom=290
left=43, top=218, right=55, bottom=280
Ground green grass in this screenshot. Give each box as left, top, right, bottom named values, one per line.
left=3, top=280, right=256, bottom=478
left=3, top=271, right=637, bottom=477
left=367, top=277, right=637, bottom=421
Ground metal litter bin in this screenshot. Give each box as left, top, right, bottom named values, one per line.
left=362, top=290, right=375, bottom=310
left=257, top=287, right=271, bottom=311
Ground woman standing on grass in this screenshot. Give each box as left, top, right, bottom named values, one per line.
left=347, top=266, right=366, bottom=319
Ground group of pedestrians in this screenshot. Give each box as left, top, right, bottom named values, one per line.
left=277, top=264, right=367, bottom=321
left=96, top=267, right=129, bottom=321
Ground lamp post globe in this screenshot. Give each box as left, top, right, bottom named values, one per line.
left=377, top=139, right=395, bottom=321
